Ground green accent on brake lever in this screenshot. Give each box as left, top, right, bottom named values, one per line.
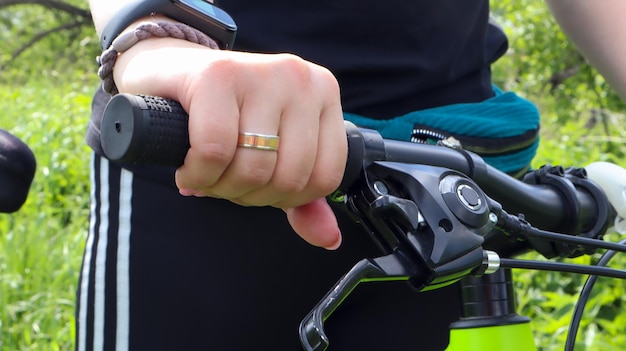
left=361, top=276, right=410, bottom=283
left=328, top=190, right=345, bottom=203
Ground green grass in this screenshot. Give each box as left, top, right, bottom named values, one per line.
left=0, top=70, right=97, bottom=351
left=517, top=113, right=626, bottom=351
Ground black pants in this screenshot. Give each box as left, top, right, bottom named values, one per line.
left=75, top=153, right=462, bottom=351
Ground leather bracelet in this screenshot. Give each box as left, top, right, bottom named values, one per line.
left=97, top=21, right=219, bottom=95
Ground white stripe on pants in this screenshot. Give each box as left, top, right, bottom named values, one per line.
left=77, top=154, right=133, bottom=351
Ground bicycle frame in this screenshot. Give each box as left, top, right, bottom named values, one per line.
left=447, top=271, right=537, bottom=351
left=447, top=322, right=536, bottom=351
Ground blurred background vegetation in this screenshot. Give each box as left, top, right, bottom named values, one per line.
left=0, top=0, right=624, bottom=350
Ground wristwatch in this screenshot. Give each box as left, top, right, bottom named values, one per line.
left=100, top=0, right=237, bottom=51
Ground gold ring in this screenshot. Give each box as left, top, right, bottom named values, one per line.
left=237, top=132, right=280, bottom=151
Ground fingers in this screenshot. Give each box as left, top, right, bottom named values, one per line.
left=230, top=89, right=321, bottom=206
left=176, top=54, right=346, bottom=208
left=110, top=42, right=346, bottom=248
left=285, top=199, right=342, bottom=250
left=241, top=97, right=346, bottom=209
left=174, top=61, right=241, bottom=194
left=171, top=52, right=347, bottom=249
left=194, top=72, right=283, bottom=199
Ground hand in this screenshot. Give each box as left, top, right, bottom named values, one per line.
left=113, top=38, right=347, bottom=249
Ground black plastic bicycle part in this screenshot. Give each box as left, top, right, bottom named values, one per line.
left=453, top=269, right=531, bottom=329
left=339, top=122, right=612, bottom=250
left=299, top=161, right=497, bottom=350
left=520, top=165, right=613, bottom=258
left=100, top=94, right=190, bottom=166
left=299, top=254, right=415, bottom=351
left=0, top=129, right=36, bottom=213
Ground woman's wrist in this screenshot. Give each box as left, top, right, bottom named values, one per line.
left=112, top=36, right=221, bottom=98
left=98, top=19, right=219, bottom=95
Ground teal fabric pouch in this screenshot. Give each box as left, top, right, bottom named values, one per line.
left=343, top=86, right=540, bottom=176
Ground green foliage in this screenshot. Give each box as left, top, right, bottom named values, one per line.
left=0, top=71, right=97, bottom=350
left=492, top=0, right=626, bottom=350
left=0, top=0, right=98, bottom=84
left=492, top=0, right=625, bottom=122
left=0, top=76, right=94, bottom=350
left=1, top=2, right=97, bottom=350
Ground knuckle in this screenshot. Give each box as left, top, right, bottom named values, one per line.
left=275, top=53, right=307, bottom=69
left=183, top=59, right=239, bottom=103
left=200, top=58, right=238, bottom=83
left=321, top=78, right=341, bottom=107
left=187, top=58, right=240, bottom=92
left=194, top=142, right=234, bottom=168
left=274, top=53, right=316, bottom=87
left=310, top=172, right=342, bottom=196
left=317, top=65, right=340, bottom=89
left=238, top=163, right=274, bottom=188
left=272, top=172, right=310, bottom=195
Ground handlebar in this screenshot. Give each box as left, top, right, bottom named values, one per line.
left=100, top=93, right=616, bottom=252
left=100, top=93, right=625, bottom=351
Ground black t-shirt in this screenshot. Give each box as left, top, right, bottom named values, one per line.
left=218, top=0, right=508, bottom=117
left=87, top=1, right=508, bottom=154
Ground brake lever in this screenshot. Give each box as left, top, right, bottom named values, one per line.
left=299, top=252, right=416, bottom=351
left=299, top=161, right=500, bottom=351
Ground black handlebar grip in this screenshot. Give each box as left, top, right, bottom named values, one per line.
left=101, top=94, right=190, bottom=166
left=100, top=93, right=371, bottom=191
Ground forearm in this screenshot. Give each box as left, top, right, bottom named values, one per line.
left=546, top=0, right=626, bottom=101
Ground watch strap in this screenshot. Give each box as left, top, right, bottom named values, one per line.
left=100, top=0, right=236, bottom=50
left=100, top=0, right=171, bottom=50
left=98, top=21, right=219, bottom=95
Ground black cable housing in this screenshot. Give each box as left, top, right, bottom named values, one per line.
left=496, top=209, right=626, bottom=255
left=499, top=259, right=626, bottom=279
left=564, top=238, right=626, bottom=351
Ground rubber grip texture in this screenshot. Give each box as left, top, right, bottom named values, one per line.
left=101, top=94, right=190, bottom=166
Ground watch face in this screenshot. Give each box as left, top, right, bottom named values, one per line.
left=177, top=0, right=236, bottom=28
left=182, top=0, right=216, bottom=16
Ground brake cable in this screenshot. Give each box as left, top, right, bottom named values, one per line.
left=564, top=238, right=626, bottom=351
left=496, top=208, right=626, bottom=254
left=499, top=258, right=626, bottom=279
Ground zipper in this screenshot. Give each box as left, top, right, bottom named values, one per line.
left=410, top=128, right=449, bottom=145
left=410, top=124, right=539, bottom=156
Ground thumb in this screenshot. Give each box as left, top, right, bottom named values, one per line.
left=284, top=198, right=342, bottom=250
